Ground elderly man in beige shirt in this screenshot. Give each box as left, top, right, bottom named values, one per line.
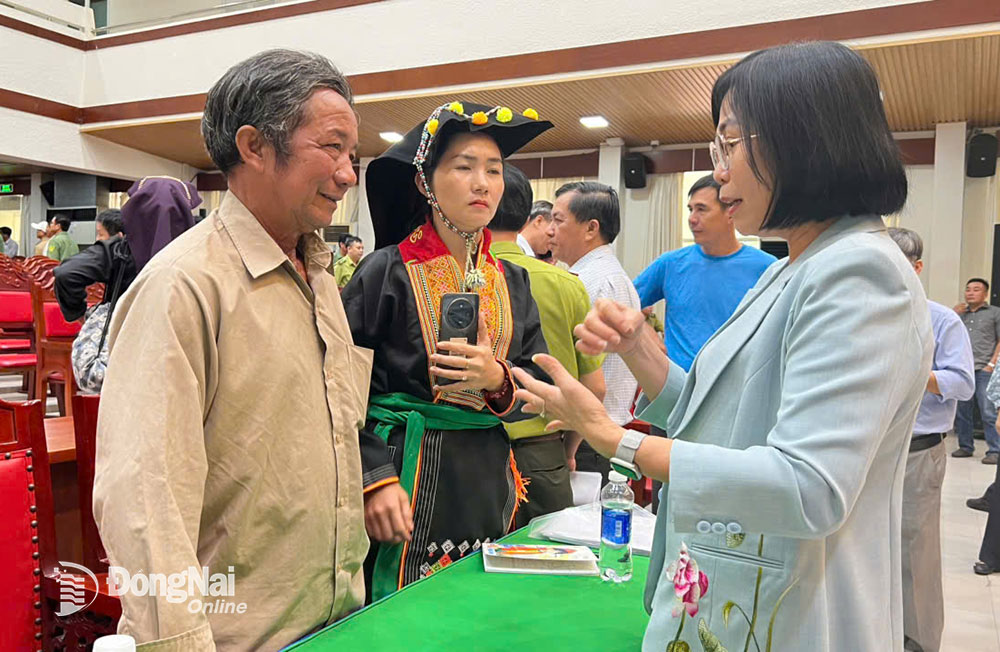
left=93, top=49, right=371, bottom=650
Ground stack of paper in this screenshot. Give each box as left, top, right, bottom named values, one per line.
left=528, top=502, right=656, bottom=555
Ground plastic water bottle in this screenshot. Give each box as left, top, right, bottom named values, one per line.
left=599, top=470, right=634, bottom=582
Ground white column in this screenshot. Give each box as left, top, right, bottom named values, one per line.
left=927, top=122, right=966, bottom=305
left=357, top=157, right=374, bottom=258
left=26, top=173, right=47, bottom=255
left=598, top=138, right=626, bottom=259
left=961, top=174, right=997, bottom=301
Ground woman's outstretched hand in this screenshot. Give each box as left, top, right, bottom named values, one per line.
left=513, top=353, right=621, bottom=459
left=574, top=299, right=647, bottom=356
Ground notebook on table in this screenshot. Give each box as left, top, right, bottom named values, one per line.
left=481, top=543, right=599, bottom=576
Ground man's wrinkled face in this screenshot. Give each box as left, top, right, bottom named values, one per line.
left=550, top=192, right=592, bottom=265
left=268, top=89, right=359, bottom=235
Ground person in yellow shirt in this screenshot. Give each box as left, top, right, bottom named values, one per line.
left=489, top=164, right=606, bottom=527
left=334, top=235, right=363, bottom=288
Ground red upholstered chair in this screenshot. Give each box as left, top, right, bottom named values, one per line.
left=30, top=283, right=79, bottom=417
left=0, top=272, right=36, bottom=397
left=0, top=397, right=57, bottom=651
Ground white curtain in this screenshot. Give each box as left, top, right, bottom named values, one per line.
left=641, top=173, right=682, bottom=274
left=529, top=177, right=588, bottom=204
left=331, top=186, right=359, bottom=227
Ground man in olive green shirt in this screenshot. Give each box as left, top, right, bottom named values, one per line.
left=334, top=235, right=363, bottom=288
left=490, top=165, right=605, bottom=527
left=45, top=214, right=79, bottom=261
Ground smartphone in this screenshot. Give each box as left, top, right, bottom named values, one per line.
left=436, top=293, right=479, bottom=386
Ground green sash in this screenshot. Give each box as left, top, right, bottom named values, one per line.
left=369, top=393, right=500, bottom=601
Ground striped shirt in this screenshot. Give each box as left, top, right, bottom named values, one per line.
left=570, top=244, right=641, bottom=425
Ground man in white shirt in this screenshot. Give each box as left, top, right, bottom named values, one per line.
left=550, top=181, right=640, bottom=480
left=517, top=200, right=555, bottom=258
left=1, top=226, right=17, bottom=257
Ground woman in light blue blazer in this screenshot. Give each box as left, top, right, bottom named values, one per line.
left=514, top=41, right=933, bottom=651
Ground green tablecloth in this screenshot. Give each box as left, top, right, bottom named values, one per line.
left=287, top=530, right=650, bottom=651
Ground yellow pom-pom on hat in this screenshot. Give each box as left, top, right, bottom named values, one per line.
left=522, top=108, right=539, bottom=120
left=496, top=107, right=513, bottom=123
left=448, top=101, right=464, bottom=114
left=471, top=111, right=488, bottom=125
left=426, top=118, right=439, bottom=136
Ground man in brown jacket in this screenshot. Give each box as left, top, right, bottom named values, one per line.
left=94, top=49, right=371, bottom=650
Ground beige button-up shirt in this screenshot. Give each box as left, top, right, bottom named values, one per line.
left=93, top=192, right=372, bottom=650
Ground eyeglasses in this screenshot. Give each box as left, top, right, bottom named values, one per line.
left=709, top=133, right=757, bottom=171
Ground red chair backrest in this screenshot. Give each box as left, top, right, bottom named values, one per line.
left=71, top=394, right=107, bottom=573
left=0, top=291, right=32, bottom=324
left=0, top=398, right=56, bottom=652
left=43, top=303, right=80, bottom=338
left=30, top=282, right=81, bottom=341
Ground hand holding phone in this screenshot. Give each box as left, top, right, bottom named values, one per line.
left=435, top=293, right=479, bottom=386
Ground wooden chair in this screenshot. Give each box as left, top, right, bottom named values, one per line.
left=71, top=395, right=107, bottom=574
left=30, top=283, right=79, bottom=417
left=0, top=393, right=126, bottom=651
left=23, top=256, right=58, bottom=276
left=39, top=394, right=122, bottom=649
left=0, top=397, right=57, bottom=651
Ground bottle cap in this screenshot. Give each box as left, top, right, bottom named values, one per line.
left=93, top=635, right=136, bottom=652
left=608, top=470, right=628, bottom=483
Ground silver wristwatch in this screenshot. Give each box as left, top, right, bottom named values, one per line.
left=610, top=429, right=647, bottom=481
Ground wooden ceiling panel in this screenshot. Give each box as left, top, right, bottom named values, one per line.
left=84, top=33, right=1000, bottom=170
left=82, top=118, right=212, bottom=170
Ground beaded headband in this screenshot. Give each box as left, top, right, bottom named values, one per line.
left=413, top=101, right=541, bottom=290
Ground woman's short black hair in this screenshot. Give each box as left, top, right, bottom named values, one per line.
left=711, top=41, right=907, bottom=229
left=489, top=164, right=533, bottom=233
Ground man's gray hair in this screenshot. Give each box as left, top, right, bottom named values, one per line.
left=887, top=227, right=923, bottom=262
left=530, top=200, right=553, bottom=221
left=202, top=49, right=353, bottom=174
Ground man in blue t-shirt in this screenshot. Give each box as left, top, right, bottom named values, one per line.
left=633, top=174, right=776, bottom=371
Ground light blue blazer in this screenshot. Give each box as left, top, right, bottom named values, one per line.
left=638, top=215, right=933, bottom=651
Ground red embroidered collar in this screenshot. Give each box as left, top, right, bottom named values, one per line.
left=398, top=219, right=503, bottom=272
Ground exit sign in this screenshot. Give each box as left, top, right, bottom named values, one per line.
left=0, top=184, right=12, bottom=194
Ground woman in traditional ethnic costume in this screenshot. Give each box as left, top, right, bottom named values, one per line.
left=341, top=102, right=554, bottom=601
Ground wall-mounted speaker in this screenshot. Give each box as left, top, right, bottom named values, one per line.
left=623, top=153, right=648, bottom=189
left=968, top=133, right=998, bottom=178
left=39, top=180, right=55, bottom=206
